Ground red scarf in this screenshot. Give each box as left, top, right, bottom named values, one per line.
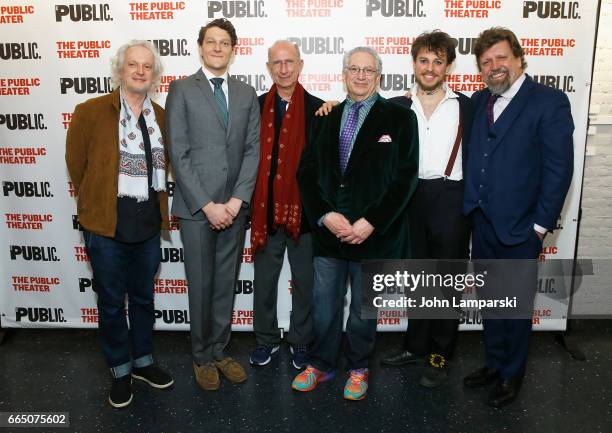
left=251, top=83, right=306, bottom=253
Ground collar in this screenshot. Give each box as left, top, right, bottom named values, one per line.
left=275, top=92, right=290, bottom=106
left=411, top=82, right=457, bottom=100
left=119, top=86, right=150, bottom=116
left=498, top=73, right=526, bottom=100
left=201, top=66, right=229, bottom=82
left=345, top=91, right=378, bottom=108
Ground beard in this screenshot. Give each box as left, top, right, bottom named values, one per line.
left=416, top=74, right=444, bottom=93
left=484, top=67, right=512, bottom=95
left=125, top=83, right=150, bottom=95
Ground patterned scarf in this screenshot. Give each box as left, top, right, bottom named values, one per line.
left=118, top=90, right=166, bottom=202
left=251, top=83, right=306, bottom=253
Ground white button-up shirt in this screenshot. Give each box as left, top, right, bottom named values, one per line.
left=410, top=83, right=463, bottom=181
left=492, top=73, right=526, bottom=122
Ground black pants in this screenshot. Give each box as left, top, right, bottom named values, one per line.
left=404, top=179, right=470, bottom=358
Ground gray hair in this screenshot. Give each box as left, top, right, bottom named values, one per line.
left=267, top=39, right=301, bottom=61
left=342, top=46, right=382, bottom=74
left=110, top=40, right=163, bottom=92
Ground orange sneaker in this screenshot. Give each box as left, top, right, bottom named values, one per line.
left=291, top=365, right=335, bottom=392
left=343, top=368, right=369, bottom=401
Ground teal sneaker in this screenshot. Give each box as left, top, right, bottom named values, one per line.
left=291, top=365, right=335, bottom=392
left=343, top=368, right=369, bottom=401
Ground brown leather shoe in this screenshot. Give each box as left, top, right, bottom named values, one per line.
left=193, top=362, right=220, bottom=391
left=214, top=357, right=247, bottom=383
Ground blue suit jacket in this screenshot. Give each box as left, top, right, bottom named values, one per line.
left=463, top=75, right=574, bottom=245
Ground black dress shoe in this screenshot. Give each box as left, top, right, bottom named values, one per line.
left=381, top=349, right=422, bottom=366
left=463, top=367, right=500, bottom=388
left=487, top=378, right=522, bottom=408
left=419, top=365, right=448, bottom=388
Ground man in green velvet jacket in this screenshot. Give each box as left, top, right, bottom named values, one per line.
left=291, top=46, right=419, bottom=401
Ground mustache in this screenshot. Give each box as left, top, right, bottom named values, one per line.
left=488, top=67, right=508, bottom=77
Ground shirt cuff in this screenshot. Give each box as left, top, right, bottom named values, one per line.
left=534, top=223, right=548, bottom=235
left=318, top=213, right=329, bottom=227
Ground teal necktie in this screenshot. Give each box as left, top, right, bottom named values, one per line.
left=210, top=77, right=228, bottom=128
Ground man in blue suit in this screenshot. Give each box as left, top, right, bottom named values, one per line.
left=462, top=27, right=574, bottom=408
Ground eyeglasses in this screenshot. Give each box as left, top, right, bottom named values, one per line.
left=345, top=66, right=378, bottom=77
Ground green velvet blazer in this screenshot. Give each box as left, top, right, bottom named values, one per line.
left=297, top=96, right=419, bottom=261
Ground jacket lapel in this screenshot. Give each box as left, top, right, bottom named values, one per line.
left=457, top=93, right=471, bottom=170
left=328, top=101, right=345, bottom=177
left=226, top=76, right=238, bottom=137
left=474, top=90, right=490, bottom=133
left=110, top=88, right=120, bottom=112
left=193, top=68, right=227, bottom=131
left=108, top=90, right=121, bottom=177
left=488, top=76, right=535, bottom=154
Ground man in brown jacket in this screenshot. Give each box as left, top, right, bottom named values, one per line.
left=66, top=40, right=173, bottom=408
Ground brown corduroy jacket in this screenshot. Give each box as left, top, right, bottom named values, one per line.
left=65, top=89, right=170, bottom=237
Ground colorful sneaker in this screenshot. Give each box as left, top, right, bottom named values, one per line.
left=290, top=345, right=309, bottom=369
left=249, top=345, right=280, bottom=366
left=291, top=365, right=335, bottom=392
left=343, top=368, right=369, bottom=401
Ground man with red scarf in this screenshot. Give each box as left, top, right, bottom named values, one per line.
left=250, top=40, right=324, bottom=369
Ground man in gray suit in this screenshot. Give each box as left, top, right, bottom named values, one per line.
left=166, top=18, right=260, bottom=391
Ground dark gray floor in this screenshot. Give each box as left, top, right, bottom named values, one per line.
left=0, top=322, right=611, bottom=433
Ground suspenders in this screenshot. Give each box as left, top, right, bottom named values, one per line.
left=443, top=105, right=463, bottom=180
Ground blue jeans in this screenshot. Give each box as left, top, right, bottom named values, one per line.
left=309, top=257, right=377, bottom=371
left=84, top=231, right=161, bottom=378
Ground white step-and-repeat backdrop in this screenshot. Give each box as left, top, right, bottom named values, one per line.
left=0, top=0, right=598, bottom=331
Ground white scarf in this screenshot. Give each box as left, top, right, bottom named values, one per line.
left=117, top=89, right=166, bottom=202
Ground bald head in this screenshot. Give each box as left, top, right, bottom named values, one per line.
left=268, top=40, right=300, bottom=62
left=266, top=40, right=304, bottom=98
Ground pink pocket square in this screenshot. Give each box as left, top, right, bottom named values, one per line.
left=378, top=134, right=392, bottom=143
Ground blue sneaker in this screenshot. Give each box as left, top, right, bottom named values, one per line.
left=290, top=346, right=309, bottom=369
left=249, top=345, right=279, bottom=366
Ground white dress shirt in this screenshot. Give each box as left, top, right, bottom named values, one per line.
left=492, top=73, right=526, bottom=122
left=411, top=83, right=463, bottom=181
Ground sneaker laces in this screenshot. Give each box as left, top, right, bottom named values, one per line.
left=349, top=368, right=367, bottom=383
left=303, top=365, right=316, bottom=375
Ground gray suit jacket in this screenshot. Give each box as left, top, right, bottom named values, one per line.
left=166, top=68, right=260, bottom=221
